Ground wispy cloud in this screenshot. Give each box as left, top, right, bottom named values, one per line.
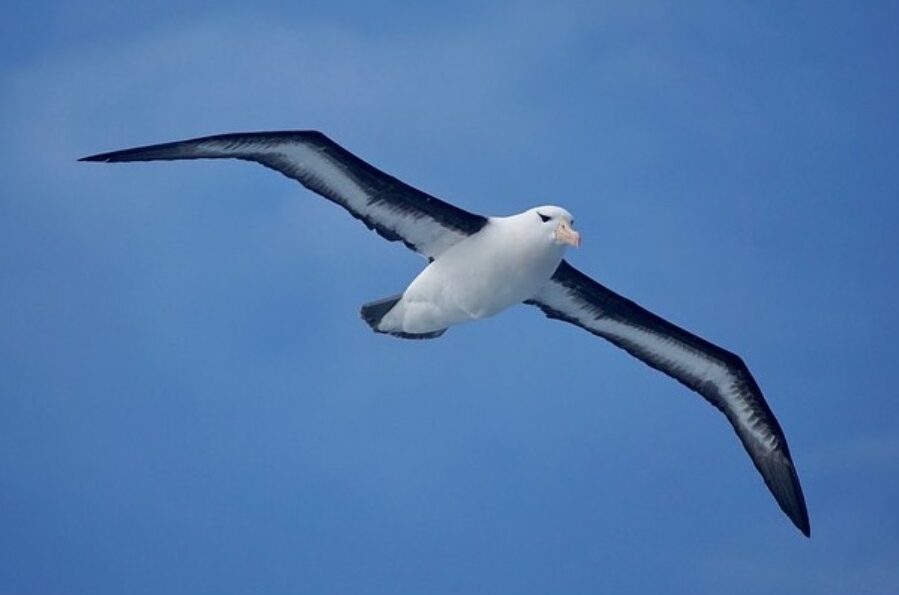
left=1, top=6, right=589, bottom=169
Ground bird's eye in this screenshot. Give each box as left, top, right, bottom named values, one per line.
left=537, top=212, right=551, bottom=223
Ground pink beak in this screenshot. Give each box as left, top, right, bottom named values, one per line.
left=555, top=223, right=581, bottom=248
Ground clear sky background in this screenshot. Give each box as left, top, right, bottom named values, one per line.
left=2, top=1, right=898, bottom=593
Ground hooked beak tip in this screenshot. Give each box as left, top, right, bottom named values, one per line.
left=568, top=228, right=582, bottom=248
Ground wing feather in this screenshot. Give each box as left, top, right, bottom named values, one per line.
left=80, top=131, right=487, bottom=258
left=528, top=260, right=810, bottom=536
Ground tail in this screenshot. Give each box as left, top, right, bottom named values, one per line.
left=360, top=294, right=446, bottom=340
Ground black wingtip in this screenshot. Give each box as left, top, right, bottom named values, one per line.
left=77, top=131, right=326, bottom=165
left=787, top=501, right=811, bottom=538
left=79, top=149, right=136, bottom=162
left=783, top=479, right=811, bottom=538
left=780, top=480, right=811, bottom=538
left=758, top=450, right=811, bottom=538
left=794, top=501, right=811, bottom=538
left=793, top=514, right=811, bottom=538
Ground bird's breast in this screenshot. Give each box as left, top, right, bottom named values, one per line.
left=405, top=225, right=565, bottom=322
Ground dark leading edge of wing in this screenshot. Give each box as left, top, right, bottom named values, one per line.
left=80, top=131, right=488, bottom=259
left=528, top=260, right=810, bottom=536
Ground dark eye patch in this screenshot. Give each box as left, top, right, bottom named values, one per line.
left=537, top=212, right=551, bottom=223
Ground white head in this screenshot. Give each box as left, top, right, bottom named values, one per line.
left=527, top=205, right=581, bottom=248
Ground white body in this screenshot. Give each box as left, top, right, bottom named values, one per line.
left=379, top=209, right=571, bottom=335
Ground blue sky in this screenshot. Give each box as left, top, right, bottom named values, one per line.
left=2, top=1, right=898, bottom=593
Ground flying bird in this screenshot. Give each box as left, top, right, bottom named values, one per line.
left=81, top=131, right=810, bottom=536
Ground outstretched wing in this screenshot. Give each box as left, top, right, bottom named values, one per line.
left=527, top=260, right=810, bottom=536
left=80, top=131, right=488, bottom=259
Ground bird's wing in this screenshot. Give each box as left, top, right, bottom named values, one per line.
left=526, top=260, right=810, bottom=536
left=80, top=131, right=488, bottom=259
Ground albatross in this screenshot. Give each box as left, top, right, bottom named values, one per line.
left=81, top=130, right=810, bottom=536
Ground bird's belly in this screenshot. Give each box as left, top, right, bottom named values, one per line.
left=396, top=242, right=563, bottom=333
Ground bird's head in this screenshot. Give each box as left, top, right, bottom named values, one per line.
left=530, top=205, right=581, bottom=248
